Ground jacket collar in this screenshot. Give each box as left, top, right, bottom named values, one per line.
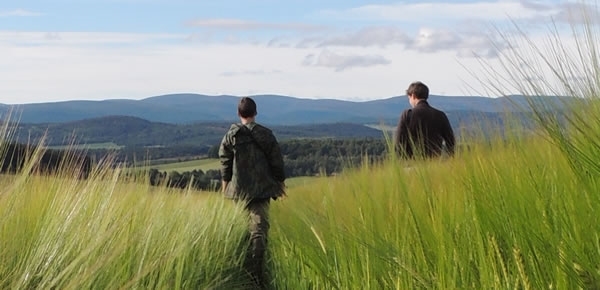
left=415, top=100, right=429, bottom=107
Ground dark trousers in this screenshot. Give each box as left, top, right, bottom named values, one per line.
left=244, top=198, right=270, bottom=288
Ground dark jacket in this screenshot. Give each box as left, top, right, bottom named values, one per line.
left=219, top=122, right=286, bottom=200
left=394, top=100, right=455, bottom=158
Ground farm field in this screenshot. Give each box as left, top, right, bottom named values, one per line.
left=48, top=142, right=123, bottom=150
left=136, top=158, right=221, bottom=173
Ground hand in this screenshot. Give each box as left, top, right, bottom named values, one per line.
left=278, top=182, right=288, bottom=200
left=221, top=181, right=229, bottom=193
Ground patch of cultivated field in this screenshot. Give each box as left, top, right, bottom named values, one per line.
left=137, top=158, right=221, bottom=172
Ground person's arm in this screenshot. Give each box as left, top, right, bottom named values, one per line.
left=441, top=113, right=455, bottom=156
left=221, top=181, right=229, bottom=193
left=266, top=134, right=286, bottom=183
left=269, top=139, right=287, bottom=198
left=218, top=134, right=233, bottom=192
left=255, top=128, right=286, bottom=198
left=395, top=109, right=411, bottom=157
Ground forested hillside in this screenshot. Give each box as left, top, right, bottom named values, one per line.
left=9, top=116, right=384, bottom=148
left=143, top=138, right=388, bottom=191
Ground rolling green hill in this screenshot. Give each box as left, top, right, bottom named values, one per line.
left=9, top=115, right=385, bottom=147
left=0, top=93, right=558, bottom=125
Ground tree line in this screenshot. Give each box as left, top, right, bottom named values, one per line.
left=146, top=138, right=388, bottom=191
left=0, top=138, right=388, bottom=192
left=0, top=142, right=91, bottom=179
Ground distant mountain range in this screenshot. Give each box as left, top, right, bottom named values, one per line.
left=10, top=116, right=388, bottom=147
left=0, top=93, right=568, bottom=147
left=0, top=93, right=551, bottom=126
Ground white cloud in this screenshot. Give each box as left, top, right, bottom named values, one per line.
left=220, top=70, right=283, bottom=77
left=177, top=2, right=563, bottom=59
left=550, top=2, right=600, bottom=24
left=303, top=49, right=391, bottom=71
left=317, top=26, right=409, bottom=47
left=409, top=28, right=461, bottom=52
left=408, top=27, right=502, bottom=57
left=0, top=31, right=186, bottom=46
left=0, top=9, right=42, bottom=17
left=0, top=30, right=490, bottom=104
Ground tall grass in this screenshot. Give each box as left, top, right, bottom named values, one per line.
left=267, top=3, right=600, bottom=289
left=6, top=118, right=597, bottom=289
left=269, top=129, right=600, bottom=289
left=474, top=2, right=600, bottom=183
left=3, top=3, right=600, bottom=289
left=0, top=150, right=254, bottom=289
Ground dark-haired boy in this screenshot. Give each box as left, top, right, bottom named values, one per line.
left=394, top=81, right=455, bottom=158
left=219, top=97, right=286, bottom=288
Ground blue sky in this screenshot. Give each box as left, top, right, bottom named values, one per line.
left=0, top=0, right=593, bottom=104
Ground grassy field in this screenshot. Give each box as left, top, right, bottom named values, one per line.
left=2, top=8, right=600, bottom=289
left=2, top=116, right=600, bottom=289
left=130, top=157, right=320, bottom=189
left=135, top=158, right=221, bottom=173
left=48, top=142, right=123, bottom=150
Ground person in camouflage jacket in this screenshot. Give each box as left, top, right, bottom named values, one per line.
left=219, top=122, right=286, bottom=201
left=218, top=97, right=286, bottom=288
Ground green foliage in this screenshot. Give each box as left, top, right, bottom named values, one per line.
left=0, top=169, right=253, bottom=289
left=126, top=138, right=387, bottom=193
left=268, top=129, right=600, bottom=289
left=4, top=111, right=600, bottom=288
left=281, top=138, right=387, bottom=177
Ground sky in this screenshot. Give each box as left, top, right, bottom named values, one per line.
left=0, top=0, right=596, bottom=104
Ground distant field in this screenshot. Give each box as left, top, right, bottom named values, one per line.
left=365, top=123, right=395, bottom=132
left=48, top=142, right=123, bottom=150
left=136, top=158, right=221, bottom=172
left=135, top=159, right=323, bottom=187
left=285, top=176, right=326, bottom=188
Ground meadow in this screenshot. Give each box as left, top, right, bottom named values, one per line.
left=2, top=107, right=599, bottom=289
left=48, top=142, right=124, bottom=150
left=135, top=158, right=221, bottom=173
left=2, top=9, right=600, bottom=290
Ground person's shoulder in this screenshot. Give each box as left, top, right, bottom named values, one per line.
left=419, top=101, right=444, bottom=113
left=253, top=123, right=274, bottom=134
left=430, top=105, right=448, bottom=115
left=400, top=108, right=412, bottom=118
left=427, top=105, right=451, bottom=121
left=225, top=123, right=243, bottom=136
left=252, top=123, right=278, bottom=143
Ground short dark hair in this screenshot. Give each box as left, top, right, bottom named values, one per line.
left=238, top=97, right=257, bottom=118
left=406, top=81, right=429, bottom=100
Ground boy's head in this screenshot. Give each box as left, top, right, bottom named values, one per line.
left=238, top=97, right=257, bottom=118
left=406, top=81, right=429, bottom=100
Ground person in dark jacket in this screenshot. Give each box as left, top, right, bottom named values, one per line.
left=394, top=81, right=455, bottom=159
left=219, top=97, right=286, bottom=288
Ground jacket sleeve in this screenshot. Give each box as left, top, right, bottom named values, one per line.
left=218, top=133, right=234, bottom=182
left=394, top=109, right=411, bottom=157
left=441, top=113, right=456, bottom=156
left=265, top=133, right=286, bottom=182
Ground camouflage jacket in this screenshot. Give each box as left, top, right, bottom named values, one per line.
left=219, top=122, right=286, bottom=200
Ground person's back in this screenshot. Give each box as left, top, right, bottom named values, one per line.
left=395, top=81, right=455, bottom=159
left=221, top=122, right=285, bottom=200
